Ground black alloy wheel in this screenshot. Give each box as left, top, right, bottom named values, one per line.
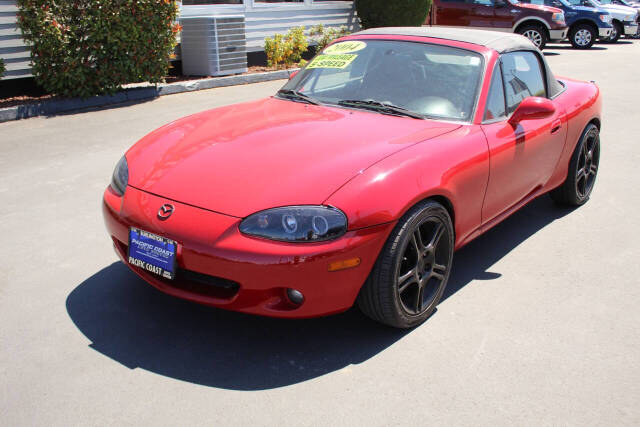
left=574, top=127, right=600, bottom=201
left=358, top=200, right=454, bottom=328
left=550, top=123, right=600, bottom=206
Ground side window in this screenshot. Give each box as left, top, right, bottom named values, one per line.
left=501, top=51, right=546, bottom=115
left=483, top=65, right=506, bottom=122
left=471, top=0, right=493, bottom=5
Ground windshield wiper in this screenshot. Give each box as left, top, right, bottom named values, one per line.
left=336, top=99, right=425, bottom=119
left=277, top=89, right=320, bottom=105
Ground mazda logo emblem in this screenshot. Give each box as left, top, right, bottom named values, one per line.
left=157, top=203, right=175, bottom=220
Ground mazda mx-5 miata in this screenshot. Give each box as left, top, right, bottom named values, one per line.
left=103, top=27, right=602, bottom=328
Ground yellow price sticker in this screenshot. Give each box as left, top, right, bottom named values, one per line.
left=307, top=54, right=358, bottom=69
left=323, top=41, right=367, bottom=54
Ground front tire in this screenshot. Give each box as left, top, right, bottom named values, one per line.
left=517, top=24, right=548, bottom=50
left=550, top=124, right=600, bottom=206
left=604, top=21, right=622, bottom=43
left=569, top=24, right=596, bottom=49
left=358, top=200, right=454, bottom=328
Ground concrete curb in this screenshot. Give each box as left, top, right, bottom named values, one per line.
left=0, top=68, right=298, bottom=123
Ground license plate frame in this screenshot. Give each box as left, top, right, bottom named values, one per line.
left=127, top=227, right=177, bottom=280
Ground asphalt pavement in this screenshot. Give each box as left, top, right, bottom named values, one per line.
left=1, top=40, right=639, bottom=426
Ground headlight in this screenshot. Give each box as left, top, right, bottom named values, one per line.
left=599, top=13, right=612, bottom=23
left=110, top=156, right=128, bottom=196
left=240, top=206, right=347, bottom=242
left=552, top=12, right=565, bottom=24
left=626, top=14, right=635, bottom=20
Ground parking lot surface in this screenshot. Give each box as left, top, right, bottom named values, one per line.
left=1, top=40, right=639, bottom=426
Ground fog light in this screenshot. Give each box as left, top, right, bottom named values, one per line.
left=286, top=288, right=304, bottom=305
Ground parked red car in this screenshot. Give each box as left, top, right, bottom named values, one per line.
left=429, top=0, right=569, bottom=49
left=104, top=28, right=601, bottom=328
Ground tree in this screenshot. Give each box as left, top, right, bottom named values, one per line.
left=355, top=0, right=432, bottom=29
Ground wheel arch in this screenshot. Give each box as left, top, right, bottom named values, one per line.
left=571, top=19, right=599, bottom=33
left=588, top=117, right=601, bottom=130
left=419, top=195, right=456, bottom=234
left=514, top=18, right=551, bottom=34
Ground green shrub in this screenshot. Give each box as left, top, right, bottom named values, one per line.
left=16, top=0, right=180, bottom=98
left=355, top=0, right=431, bottom=29
left=264, top=26, right=308, bottom=68
left=309, top=24, right=350, bottom=51
left=0, top=58, right=5, bottom=79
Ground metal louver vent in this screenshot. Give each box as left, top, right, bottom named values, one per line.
left=180, top=15, right=248, bottom=77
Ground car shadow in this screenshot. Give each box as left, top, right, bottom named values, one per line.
left=442, top=196, right=574, bottom=301
left=66, top=196, right=575, bottom=390
left=546, top=45, right=609, bottom=50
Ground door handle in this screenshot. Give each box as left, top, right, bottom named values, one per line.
left=551, top=119, right=562, bottom=134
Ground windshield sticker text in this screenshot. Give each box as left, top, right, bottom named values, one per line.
left=323, top=41, right=367, bottom=54
left=307, top=54, right=358, bottom=69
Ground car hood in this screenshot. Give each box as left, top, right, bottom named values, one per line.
left=600, top=4, right=636, bottom=13
left=571, top=5, right=607, bottom=12
left=518, top=3, right=562, bottom=13
left=126, top=97, right=460, bottom=217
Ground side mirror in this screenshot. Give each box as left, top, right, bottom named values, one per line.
left=494, top=0, right=506, bottom=7
left=289, top=69, right=299, bottom=80
left=508, top=96, right=555, bottom=125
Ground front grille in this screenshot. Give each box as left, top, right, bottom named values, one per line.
left=173, top=268, right=239, bottom=299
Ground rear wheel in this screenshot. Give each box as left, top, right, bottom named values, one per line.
left=604, top=21, right=622, bottom=43
left=358, top=200, right=454, bottom=328
left=569, top=23, right=596, bottom=49
left=550, top=124, right=600, bottom=206
left=517, top=24, right=548, bottom=50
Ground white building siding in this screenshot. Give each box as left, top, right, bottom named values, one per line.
left=180, top=2, right=359, bottom=52
left=0, top=0, right=358, bottom=80
left=0, top=0, right=31, bottom=80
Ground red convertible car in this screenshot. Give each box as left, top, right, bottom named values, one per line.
left=103, top=27, right=601, bottom=328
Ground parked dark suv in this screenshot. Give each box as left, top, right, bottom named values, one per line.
left=521, top=0, right=613, bottom=48
left=429, top=0, right=569, bottom=49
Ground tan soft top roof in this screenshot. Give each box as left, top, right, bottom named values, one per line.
left=353, top=27, right=536, bottom=53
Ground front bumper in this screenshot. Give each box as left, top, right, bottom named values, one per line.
left=599, top=27, right=612, bottom=37
left=103, top=185, right=394, bottom=318
left=624, top=21, right=638, bottom=35
left=549, top=28, right=568, bottom=41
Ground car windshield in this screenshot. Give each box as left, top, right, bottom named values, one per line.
left=565, top=0, right=594, bottom=5
left=278, top=40, right=484, bottom=121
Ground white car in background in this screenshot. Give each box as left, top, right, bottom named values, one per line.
left=610, top=0, right=640, bottom=36
left=587, top=0, right=639, bottom=40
